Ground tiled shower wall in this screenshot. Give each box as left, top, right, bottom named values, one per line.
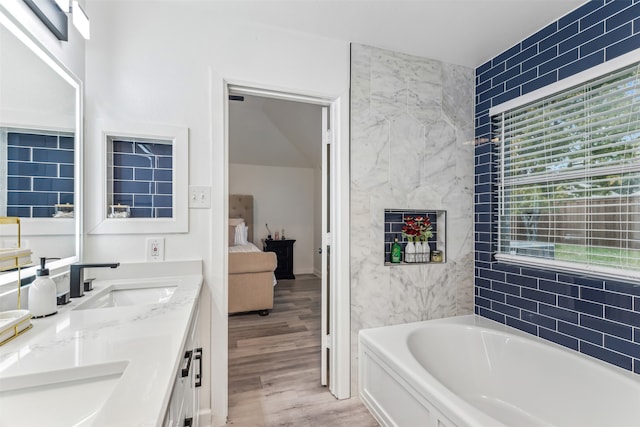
left=351, top=43, right=474, bottom=388
left=475, top=1, right=640, bottom=373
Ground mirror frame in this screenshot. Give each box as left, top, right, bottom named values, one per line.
left=87, top=120, right=188, bottom=235
left=0, top=9, right=82, bottom=290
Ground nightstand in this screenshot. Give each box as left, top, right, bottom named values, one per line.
left=263, top=239, right=295, bottom=280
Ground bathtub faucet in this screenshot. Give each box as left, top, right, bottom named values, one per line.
left=70, top=262, right=120, bottom=298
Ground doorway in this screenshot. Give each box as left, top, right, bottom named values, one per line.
left=226, top=87, right=330, bottom=388
left=220, top=82, right=351, bottom=422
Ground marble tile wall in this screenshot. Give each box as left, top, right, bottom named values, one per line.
left=350, top=43, right=475, bottom=389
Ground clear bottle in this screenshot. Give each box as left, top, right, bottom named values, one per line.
left=28, top=257, right=58, bottom=317
left=391, top=235, right=402, bottom=263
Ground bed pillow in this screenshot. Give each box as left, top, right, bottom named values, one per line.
left=228, top=225, right=237, bottom=246
left=234, top=223, right=248, bottom=246
left=229, top=219, right=246, bottom=246
left=229, top=218, right=245, bottom=226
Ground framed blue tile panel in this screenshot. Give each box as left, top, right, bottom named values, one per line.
left=111, top=139, right=173, bottom=218
left=474, top=0, right=640, bottom=374
left=6, top=132, right=74, bottom=218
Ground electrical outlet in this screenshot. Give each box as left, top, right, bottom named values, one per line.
left=147, top=238, right=165, bottom=262
left=189, top=186, right=211, bottom=209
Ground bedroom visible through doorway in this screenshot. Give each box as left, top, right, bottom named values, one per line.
left=226, top=88, right=335, bottom=399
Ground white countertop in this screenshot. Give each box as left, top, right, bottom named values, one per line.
left=0, top=268, right=203, bottom=427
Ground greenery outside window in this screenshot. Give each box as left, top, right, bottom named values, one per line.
left=492, top=61, right=640, bottom=281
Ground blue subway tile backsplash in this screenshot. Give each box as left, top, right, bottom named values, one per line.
left=6, top=132, right=74, bottom=218
left=111, top=139, right=173, bottom=218
left=475, top=1, right=640, bottom=374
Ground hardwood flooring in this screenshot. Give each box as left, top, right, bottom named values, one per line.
left=227, top=275, right=379, bottom=427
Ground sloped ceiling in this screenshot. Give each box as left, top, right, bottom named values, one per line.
left=229, top=95, right=323, bottom=168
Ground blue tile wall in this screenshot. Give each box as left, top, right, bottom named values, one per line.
left=475, top=1, right=640, bottom=374
left=384, top=209, right=439, bottom=263
left=6, top=133, right=74, bottom=218
left=112, top=140, right=173, bottom=218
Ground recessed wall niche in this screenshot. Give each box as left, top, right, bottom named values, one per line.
left=87, top=120, right=188, bottom=235
left=108, top=136, right=173, bottom=219
left=384, top=209, right=447, bottom=265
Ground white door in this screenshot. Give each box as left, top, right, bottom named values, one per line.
left=320, top=106, right=331, bottom=389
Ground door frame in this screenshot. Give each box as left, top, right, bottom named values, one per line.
left=219, top=80, right=351, bottom=417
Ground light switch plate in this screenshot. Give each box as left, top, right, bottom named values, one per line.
left=189, top=186, right=211, bottom=209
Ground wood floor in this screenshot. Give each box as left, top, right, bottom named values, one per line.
left=227, top=275, right=379, bottom=427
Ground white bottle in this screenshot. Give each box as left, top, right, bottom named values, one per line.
left=28, top=258, right=57, bottom=318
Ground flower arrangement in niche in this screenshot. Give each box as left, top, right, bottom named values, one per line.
left=402, top=216, right=433, bottom=242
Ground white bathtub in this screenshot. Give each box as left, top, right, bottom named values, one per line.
left=359, top=314, right=640, bottom=427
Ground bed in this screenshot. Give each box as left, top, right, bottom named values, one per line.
left=228, top=195, right=277, bottom=315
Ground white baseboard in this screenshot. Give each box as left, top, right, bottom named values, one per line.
left=293, top=268, right=316, bottom=276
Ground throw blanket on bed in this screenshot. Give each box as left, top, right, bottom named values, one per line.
left=229, top=243, right=277, bottom=285
left=228, top=242, right=262, bottom=253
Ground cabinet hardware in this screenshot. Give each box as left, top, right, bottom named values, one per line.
left=181, top=350, right=193, bottom=377
left=184, top=417, right=193, bottom=427
left=194, top=347, right=203, bottom=387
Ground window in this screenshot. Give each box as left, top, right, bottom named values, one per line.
left=493, top=61, right=640, bottom=279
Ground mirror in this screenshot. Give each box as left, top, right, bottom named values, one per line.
left=0, top=12, right=80, bottom=283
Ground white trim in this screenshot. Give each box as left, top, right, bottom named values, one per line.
left=320, top=106, right=329, bottom=387
left=228, top=85, right=333, bottom=106
left=222, top=79, right=351, bottom=400
left=87, top=120, right=189, bottom=235
left=495, top=253, right=640, bottom=284
left=490, top=47, right=640, bottom=116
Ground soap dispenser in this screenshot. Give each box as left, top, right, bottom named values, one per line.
left=28, top=258, right=58, bottom=318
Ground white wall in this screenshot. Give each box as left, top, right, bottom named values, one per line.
left=84, top=2, right=350, bottom=424
left=229, top=163, right=315, bottom=275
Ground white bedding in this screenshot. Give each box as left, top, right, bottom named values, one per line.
left=228, top=242, right=261, bottom=253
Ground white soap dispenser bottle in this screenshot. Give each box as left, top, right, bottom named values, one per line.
left=28, top=257, right=57, bottom=318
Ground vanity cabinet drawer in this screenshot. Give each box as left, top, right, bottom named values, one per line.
left=164, top=301, right=202, bottom=427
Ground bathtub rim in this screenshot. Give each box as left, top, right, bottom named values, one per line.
left=358, top=314, right=640, bottom=427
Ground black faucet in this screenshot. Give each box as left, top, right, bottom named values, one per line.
left=69, top=263, right=120, bottom=298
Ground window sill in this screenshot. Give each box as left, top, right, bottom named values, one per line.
left=495, top=253, right=640, bottom=285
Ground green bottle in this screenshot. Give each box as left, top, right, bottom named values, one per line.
left=391, top=235, right=401, bottom=263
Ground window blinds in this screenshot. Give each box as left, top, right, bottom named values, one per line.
left=494, top=61, right=640, bottom=277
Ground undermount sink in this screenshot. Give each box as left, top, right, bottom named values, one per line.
left=73, top=281, right=177, bottom=311
left=0, top=361, right=128, bottom=427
